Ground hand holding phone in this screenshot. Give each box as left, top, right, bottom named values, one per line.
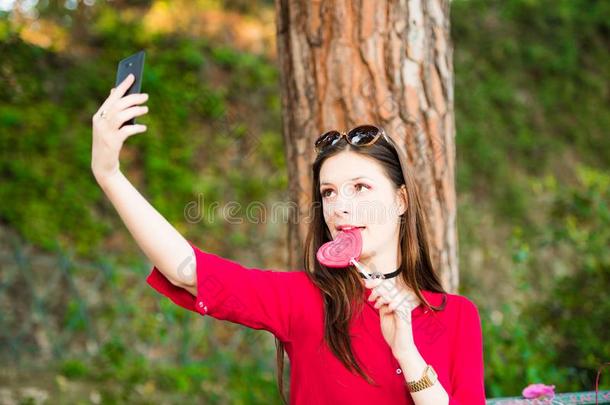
left=91, top=51, right=148, bottom=183
left=115, top=50, right=145, bottom=127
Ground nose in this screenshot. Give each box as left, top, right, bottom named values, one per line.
left=332, top=188, right=354, bottom=216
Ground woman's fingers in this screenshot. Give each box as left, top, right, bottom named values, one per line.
left=377, top=293, right=409, bottom=312
left=364, top=278, right=383, bottom=290
left=390, top=291, right=420, bottom=312
left=368, top=283, right=389, bottom=303
left=369, top=280, right=419, bottom=311
left=115, top=92, right=149, bottom=110
left=96, top=92, right=148, bottom=127
left=108, top=73, right=135, bottom=103
left=97, top=74, right=135, bottom=115
left=388, top=292, right=409, bottom=311
left=116, top=105, right=148, bottom=126
left=379, top=304, right=392, bottom=317
left=119, top=123, right=148, bottom=139
left=374, top=294, right=391, bottom=308
left=370, top=279, right=398, bottom=299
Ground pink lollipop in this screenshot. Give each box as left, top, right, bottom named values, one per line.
left=316, top=227, right=373, bottom=280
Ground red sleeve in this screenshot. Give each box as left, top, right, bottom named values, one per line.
left=448, top=296, right=486, bottom=405
left=145, top=240, right=303, bottom=343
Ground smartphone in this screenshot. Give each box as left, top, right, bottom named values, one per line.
left=115, top=50, right=145, bottom=127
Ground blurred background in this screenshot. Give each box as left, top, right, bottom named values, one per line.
left=0, top=0, right=608, bottom=403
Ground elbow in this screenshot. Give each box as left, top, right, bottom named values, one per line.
left=169, top=248, right=197, bottom=289
left=171, top=275, right=197, bottom=297
left=166, top=276, right=182, bottom=288
left=168, top=273, right=195, bottom=289
left=152, top=246, right=197, bottom=291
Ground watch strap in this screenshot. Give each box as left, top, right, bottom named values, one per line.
left=407, top=364, right=437, bottom=392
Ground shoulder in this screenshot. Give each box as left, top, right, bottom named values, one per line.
left=422, top=290, right=481, bottom=319
left=444, top=293, right=483, bottom=333
left=448, top=293, right=480, bottom=312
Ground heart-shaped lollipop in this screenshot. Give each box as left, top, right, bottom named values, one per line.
left=316, top=227, right=373, bottom=280
left=317, top=227, right=362, bottom=267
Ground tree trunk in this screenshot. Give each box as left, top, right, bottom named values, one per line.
left=274, top=0, right=458, bottom=293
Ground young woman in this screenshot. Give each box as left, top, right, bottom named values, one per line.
left=91, top=74, right=486, bottom=405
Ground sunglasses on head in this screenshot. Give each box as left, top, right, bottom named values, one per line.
left=314, top=125, right=394, bottom=154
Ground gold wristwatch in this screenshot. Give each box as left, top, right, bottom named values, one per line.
left=407, top=364, right=438, bottom=392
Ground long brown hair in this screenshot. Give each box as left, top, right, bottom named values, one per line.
left=274, top=128, right=448, bottom=403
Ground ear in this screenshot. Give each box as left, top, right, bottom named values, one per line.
left=396, top=185, right=408, bottom=216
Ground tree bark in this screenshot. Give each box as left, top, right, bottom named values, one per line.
left=274, top=0, right=458, bottom=292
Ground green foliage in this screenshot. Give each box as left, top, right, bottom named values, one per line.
left=527, top=166, right=610, bottom=390
left=59, top=359, right=89, bottom=379
left=452, top=0, right=610, bottom=220
left=0, top=5, right=283, bottom=261
left=479, top=166, right=610, bottom=396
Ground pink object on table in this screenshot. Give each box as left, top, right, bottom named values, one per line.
left=522, top=383, right=555, bottom=400
left=316, top=227, right=373, bottom=280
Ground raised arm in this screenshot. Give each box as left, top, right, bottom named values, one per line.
left=95, top=170, right=196, bottom=294
left=91, top=73, right=196, bottom=295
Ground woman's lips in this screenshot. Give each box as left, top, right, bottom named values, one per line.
left=334, top=226, right=365, bottom=239
left=336, top=226, right=366, bottom=231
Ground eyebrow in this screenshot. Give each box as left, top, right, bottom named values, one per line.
left=320, top=176, right=373, bottom=186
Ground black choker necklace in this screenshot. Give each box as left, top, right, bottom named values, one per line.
left=358, top=268, right=401, bottom=280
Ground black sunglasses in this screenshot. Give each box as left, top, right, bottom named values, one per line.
left=314, top=125, right=394, bottom=154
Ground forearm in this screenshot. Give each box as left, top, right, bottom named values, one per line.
left=95, top=170, right=195, bottom=292
left=397, top=349, right=449, bottom=405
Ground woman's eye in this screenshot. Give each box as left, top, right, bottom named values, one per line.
left=355, top=183, right=370, bottom=192
left=321, top=189, right=333, bottom=198
left=321, top=183, right=369, bottom=198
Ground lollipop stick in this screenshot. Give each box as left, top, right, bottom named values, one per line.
left=349, top=258, right=373, bottom=280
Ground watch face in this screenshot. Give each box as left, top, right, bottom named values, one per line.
left=427, top=366, right=437, bottom=379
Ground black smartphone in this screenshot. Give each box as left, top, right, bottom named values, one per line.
left=115, top=50, right=145, bottom=127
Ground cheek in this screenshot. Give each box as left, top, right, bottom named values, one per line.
left=362, top=223, right=397, bottom=256
left=356, top=196, right=400, bottom=254
left=322, top=202, right=333, bottom=219
left=356, top=198, right=394, bottom=227
left=321, top=204, right=335, bottom=237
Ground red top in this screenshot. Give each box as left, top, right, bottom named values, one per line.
left=146, top=241, right=486, bottom=405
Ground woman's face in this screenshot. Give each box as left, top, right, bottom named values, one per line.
left=319, top=151, right=406, bottom=261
